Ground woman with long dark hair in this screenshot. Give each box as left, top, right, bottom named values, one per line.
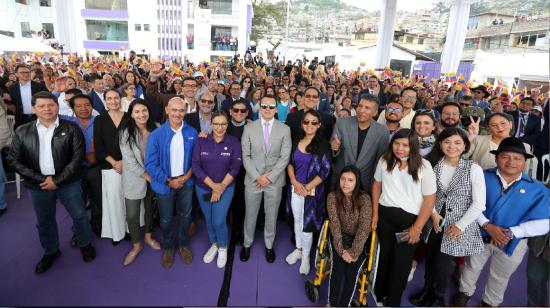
left=372, top=128, right=437, bottom=306
left=326, top=165, right=372, bottom=307
left=247, top=87, right=262, bottom=121
left=410, top=127, right=485, bottom=306
left=240, top=76, right=254, bottom=99
left=285, top=110, right=331, bottom=275
left=94, top=89, right=129, bottom=245
left=119, top=99, right=161, bottom=265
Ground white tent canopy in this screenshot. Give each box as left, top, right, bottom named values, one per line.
left=0, top=34, right=57, bottom=53
left=471, top=50, right=549, bottom=86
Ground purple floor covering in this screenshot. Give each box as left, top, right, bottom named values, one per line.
left=0, top=184, right=529, bottom=306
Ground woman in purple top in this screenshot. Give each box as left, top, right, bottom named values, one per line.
left=192, top=111, right=242, bottom=268
left=285, top=109, right=331, bottom=276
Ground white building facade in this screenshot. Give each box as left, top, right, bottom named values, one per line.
left=1, top=0, right=252, bottom=61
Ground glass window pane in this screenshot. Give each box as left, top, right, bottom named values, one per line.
left=210, top=0, right=232, bottom=14
left=86, top=20, right=129, bottom=41
left=135, top=24, right=141, bottom=31
left=144, top=24, right=150, bottom=31
left=85, top=0, right=128, bottom=10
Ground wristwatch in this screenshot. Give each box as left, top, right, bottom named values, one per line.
left=503, top=228, right=514, bottom=239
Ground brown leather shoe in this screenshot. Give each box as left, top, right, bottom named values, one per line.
left=161, top=249, right=174, bottom=269
left=179, top=246, right=193, bottom=264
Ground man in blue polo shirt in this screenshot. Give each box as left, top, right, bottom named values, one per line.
left=145, top=97, right=198, bottom=269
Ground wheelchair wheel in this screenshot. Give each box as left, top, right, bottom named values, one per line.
left=305, top=280, right=320, bottom=303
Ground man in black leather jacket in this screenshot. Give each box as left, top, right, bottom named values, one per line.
left=8, top=91, right=96, bottom=274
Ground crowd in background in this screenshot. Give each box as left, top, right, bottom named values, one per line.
left=0, top=50, right=548, bottom=307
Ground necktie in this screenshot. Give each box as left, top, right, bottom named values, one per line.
left=263, top=122, right=270, bottom=153
left=518, top=113, right=527, bottom=137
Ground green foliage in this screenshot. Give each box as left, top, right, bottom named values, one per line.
left=251, top=0, right=286, bottom=42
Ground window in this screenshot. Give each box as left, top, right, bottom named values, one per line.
left=135, top=24, right=141, bottom=31
left=0, top=30, right=15, bottom=37
left=406, top=36, right=414, bottom=44
left=40, top=0, right=51, bottom=6
left=15, top=0, right=28, bottom=4
left=85, top=20, right=129, bottom=41
left=144, top=24, right=150, bottom=31
left=418, top=38, right=424, bottom=45
left=85, top=0, right=127, bottom=10
left=41, top=23, right=55, bottom=38
left=20, top=22, right=30, bottom=37
left=210, top=0, right=232, bottom=14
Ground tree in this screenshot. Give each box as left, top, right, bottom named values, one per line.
left=251, top=0, right=286, bottom=42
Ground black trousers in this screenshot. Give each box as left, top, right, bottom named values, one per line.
left=230, top=170, right=246, bottom=237
left=374, top=205, right=418, bottom=306
left=82, top=165, right=102, bottom=234
left=329, top=249, right=367, bottom=307
left=424, top=229, right=455, bottom=297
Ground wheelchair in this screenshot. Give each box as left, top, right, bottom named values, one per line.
left=305, top=220, right=380, bottom=306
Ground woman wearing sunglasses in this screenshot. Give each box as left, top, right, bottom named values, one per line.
left=285, top=110, right=331, bottom=275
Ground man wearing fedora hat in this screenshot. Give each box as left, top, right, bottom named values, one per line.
left=470, top=85, right=491, bottom=110
left=452, top=137, right=549, bottom=307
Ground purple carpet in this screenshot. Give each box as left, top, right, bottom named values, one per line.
left=0, top=184, right=529, bottom=306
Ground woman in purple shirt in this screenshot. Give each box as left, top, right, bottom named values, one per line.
left=192, top=111, right=242, bottom=268
left=285, top=109, right=331, bottom=276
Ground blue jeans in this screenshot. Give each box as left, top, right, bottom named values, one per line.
left=156, top=184, right=193, bottom=250
left=28, top=180, right=92, bottom=255
left=196, top=185, right=234, bottom=247
left=527, top=248, right=549, bottom=306
left=0, top=155, right=6, bottom=210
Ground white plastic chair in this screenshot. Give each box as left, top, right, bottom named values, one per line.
left=5, top=115, right=21, bottom=199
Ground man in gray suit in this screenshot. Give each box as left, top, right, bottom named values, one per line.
left=240, top=95, right=291, bottom=263
left=331, top=94, right=389, bottom=191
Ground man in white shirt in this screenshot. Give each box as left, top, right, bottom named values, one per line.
left=8, top=64, right=48, bottom=126
left=453, top=137, right=549, bottom=307
left=8, top=91, right=96, bottom=274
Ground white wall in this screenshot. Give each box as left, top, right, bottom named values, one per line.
left=128, top=0, right=158, bottom=58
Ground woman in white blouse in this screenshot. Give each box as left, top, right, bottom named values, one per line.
left=372, top=128, right=437, bottom=306
left=409, top=127, right=486, bottom=306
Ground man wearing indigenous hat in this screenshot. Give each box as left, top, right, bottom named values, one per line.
left=452, top=137, right=549, bottom=307
left=470, top=85, right=491, bottom=110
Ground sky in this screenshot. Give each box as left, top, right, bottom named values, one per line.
left=341, top=0, right=438, bottom=12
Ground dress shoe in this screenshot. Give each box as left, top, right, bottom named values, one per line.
left=451, top=292, right=471, bottom=307
left=124, top=233, right=131, bottom=241
left=240, top=246, right=251, bottom=262
left=430, top=295, right=446, bottom=307
left=179, top=246, right=193, bottom=264
left=480, top=300, right=493, bottom=307
left=265, top=247, right=276, bottom=263
left=81, top=244, right=96, bottom=262
left=112, top=239, right=122, bottom=246
left=123, top=246, right=143, bottom=266
left=409, top=282, right=434, bottom=306
left=188, top=222, right=196, bottom=236
left=161, top=249, right=174, bottom=269
left=35, top=250, right=61, bottom=274
left=0, top=208, right=7, bottom=217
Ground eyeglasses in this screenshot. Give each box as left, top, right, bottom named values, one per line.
left=302, top=120, right=320, bottom=126
left=232, top=108, right=248, bottom=113
left=183, top=84, right=197, bottom=88
left=442, top=112, right=460, bottom=117
left=212, top=122, right=228, bottom=127
left=460, top=103, right=471, bottom=107
left=18, top=71, right=31, bottom=74
left=402, top=95, right=416, bottom=100
left=260, top=104, right=277, bottom=110
left=304, top=94, right=319, bottom=99
left=386, top=107, right=403, bottom=113
left=200, top=99, right=214, bottom=104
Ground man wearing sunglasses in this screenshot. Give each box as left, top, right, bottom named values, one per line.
left=285, top=87, right=335, bottom=141
left=382, top=99, right=405, bottom=139
left=240, top=96, right=291, bottom=263
left=184, top=92, right=216, bottom=135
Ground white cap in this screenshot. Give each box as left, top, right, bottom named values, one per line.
left=193, top=71, right=204, bottom=78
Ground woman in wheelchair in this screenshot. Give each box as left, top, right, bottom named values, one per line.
left=326, top=165, right=372, bottom=307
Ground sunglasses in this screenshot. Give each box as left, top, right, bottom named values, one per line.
left=200, top=99, right=214, bottom=104
left=304, top=94, right=319, bottom=99
left=261, top=105, right=277, bottom=110
left=386, top=107, right=403, bottom=113
left=232, top=108, right=248, bottom=113
left=302, top=120, right=320, bottom=126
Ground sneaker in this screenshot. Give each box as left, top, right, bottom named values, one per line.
left=299, top=255, right=310, bottom=275
left=203, top=244, right=218, bottom=264
left=285, top=248, right=302, bottom=265
left=217, top=247, right=227, bottom=268
left=408, top=265, right=416, bottom=282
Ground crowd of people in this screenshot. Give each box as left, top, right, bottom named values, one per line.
left=0, top=51, right=548, bottom=307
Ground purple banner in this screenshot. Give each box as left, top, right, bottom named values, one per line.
left=246, top=5, right=253, bottom=33
left=83, top=40, right=130, bottom=50
left=413, top=61, right=474, bottom=80
left=81, top=9, right=129, bottom=19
